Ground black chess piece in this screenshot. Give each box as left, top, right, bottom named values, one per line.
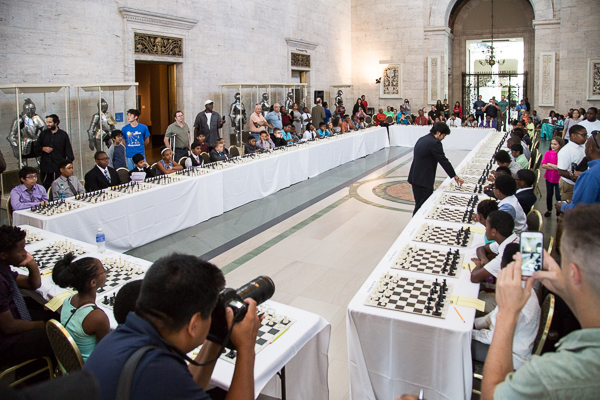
left=103, top=295, right=108, bottom=305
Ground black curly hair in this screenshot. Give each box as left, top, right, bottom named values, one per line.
left=0, top=226, right=27, bottom=253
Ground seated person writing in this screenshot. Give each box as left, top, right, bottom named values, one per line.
left=317, top=122, right=331, bottom=137
left=84, top=151, right=121, bottom=192
left=494, top=174, right=528, bottom=234
left=184, top=142, right=205, bottom=168
left=83, top=254, right=260, bottom=400
left=0, top=226, right=55, bottom=369
left=494, top=149, right=522, bottom=177
left=481, top=204, right=600, bottom=399
left=129, top=153, right=155, bottom=180
left=515, top=169, right=537, bottom=214
left=244, top=137, right=260, bottom=154
left=302, top=123, right=320, bottom=140
left=471, top=210, right=520, bottom=284
left=209, top=140, right=229, bottom=162
left=472, top=199, right=499, bottom=245
left=51, top=159, right=85, bottom=200
left=156, top=147, right=183, bottom=175
left=112, top=280, right=142, bottom=325
left=52, top=253, right=110, bottom=361
left=472, top=243, right=540, bottom=369
left=256, top=131, right=276, bottom=150
left=511, top=144, right=529, bottom=169
left=106, top=130, right=127, bottom=170
left=10, top=167, right=49, bottom=210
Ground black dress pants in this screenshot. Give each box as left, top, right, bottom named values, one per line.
left=412, top=184, right=434, bottom=215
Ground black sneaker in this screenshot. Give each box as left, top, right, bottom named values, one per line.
left=544, top=211, right=552, bottom=217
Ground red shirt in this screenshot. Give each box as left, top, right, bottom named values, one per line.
left=415, top=116, right=429, bottom=126
left=375, top=113, right=387, bottom=126
left=362, top=100, right=368, bottom=109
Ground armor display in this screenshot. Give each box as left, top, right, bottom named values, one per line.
left=284, top=91, right=294, bottom=113
left=260, top=93, right=270, bottom=117
left=87, top=98, right=116, bottom=151
left=6, top=98, right=45, bottom=166
left=335, top=90, right=344, bottom=107
left=229, top=92, right=247, bottom=136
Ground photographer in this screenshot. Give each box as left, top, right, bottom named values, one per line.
left=84, top=254, right=260, bottom=400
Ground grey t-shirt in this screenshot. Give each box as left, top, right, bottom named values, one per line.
left=165, top=122, right=191, bottom=149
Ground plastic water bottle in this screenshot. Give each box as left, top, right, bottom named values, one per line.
left=58, top=183, right=66, bottom=200
left=96, top=228, right=106, bottom=253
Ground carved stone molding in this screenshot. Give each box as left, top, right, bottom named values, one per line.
left=531, top=19, right=561, bottom=29
left=380, top=64, right=402, bottom=99
left=538, top=52, right=555, bottom=106
left=134, top=33, right=183, bottom=57
left=285, top=38, right=318, bottom=52
left=119, top=7, right=198, bottom=30
left=428, top=56, right=441, bottom=104
left=587, top=59, right=600, bottom=101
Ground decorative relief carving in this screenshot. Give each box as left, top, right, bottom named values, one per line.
left=291, top=53, right=310, bottom=68
left=539, top=52, right=555, bottom=106
left=134, top=33, right=182, bottom=57
left=431, top=58, right=438, bottom=100
left=380, top=64, right=402, bottom=98
left=593, top=62, right=600, bottom=96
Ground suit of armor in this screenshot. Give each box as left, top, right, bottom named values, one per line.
left=284, top=91, right=294, bottom=113
left=7, top=98, right=45, bottom=166
left=260, top=93, right=270, bottom=117
left=335, top=90, right=344, bottom=107
left=87, top=98, right=116, bottom=151
left=229, top=93, right=247, bottom=135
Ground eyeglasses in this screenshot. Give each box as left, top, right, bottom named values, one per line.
left=25, top=175, right=37, bottom=180
left=96, top=157, right=109, bottom=161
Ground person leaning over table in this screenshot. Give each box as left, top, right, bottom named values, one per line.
left=51, top=159, right=85, bottom=200
left=10, top=166, right=48, bottom=211
left=407, top=122, right=464, bottom=215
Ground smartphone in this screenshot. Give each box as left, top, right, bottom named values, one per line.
left=520, top=232, right=544, bottom=276
left=222, top=116, right=226, bottom=121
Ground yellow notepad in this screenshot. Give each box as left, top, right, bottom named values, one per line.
left=469, top=226, right=485, bottom=234
left=462, top=261, right=476, bottom=271
left=45, top=290, right=76, bottom=312
left=450, top=294, right=485, bottom=312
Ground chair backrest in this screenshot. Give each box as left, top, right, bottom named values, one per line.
left=365, top=115, right=372, bottom=125
left=200, top=152, right=210, bottom=164
left=46, top=319, right=84, bottom=373
left=7, top=194, right=13, bottom=225
left=229, top=146, right=240, bottom=157
left=547, top=236, right=555, bottom=255
left=533, top=154, right=542, bottom=171
left=386, top=115, right=393, bottom=124
left=533, top=294, right=555, bottom=356
left=178, top=156, right=188, bottom=167
left=532, top=169, right=541, bottom=193
left=529, top=148, right=538, bottom=169
left=116, top=168, right=130, bottom=184
left=47, top=186, right=53, bottom=201
left=526, top=209, right=543, bottom=232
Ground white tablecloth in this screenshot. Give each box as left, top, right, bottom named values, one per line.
left=389, top=125, right=495, bottom=150
left=347, top=130, right=502, bottom=400
left=14, top=127, right=389, bottom=250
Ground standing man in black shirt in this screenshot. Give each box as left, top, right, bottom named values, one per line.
left=408, top=122, right=464, bottom=215
left=483, top=99, right=501, bottom=131
left=34, top=114, right=74, bottom=189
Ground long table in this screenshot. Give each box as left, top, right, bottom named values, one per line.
left=347, top=130, right=504, bottom=400
left=18, top=224, right=331, bottom=400
left=14, top=127, right=389, bottom=251
left=389, top=125, right=495, bottom=150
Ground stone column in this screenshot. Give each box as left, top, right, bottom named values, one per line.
left=424, top=26, right=454, bottom=105
left=532, top=19, right=561, bottom=114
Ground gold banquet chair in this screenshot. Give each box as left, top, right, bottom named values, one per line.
left=229, top=146, right=240, bottom=157
left=200, top=152, right=210, bottom=164
left=6, top=194, right=14, bottom=225
left=178, top=156, right=188, bottom=167
left=0, top=357, right=53, bottom=387
left=116, top=167, right=130, bottom=184
left=46, top=319, right=84, bottom=374
left=526, top=209, right=543, bottom=232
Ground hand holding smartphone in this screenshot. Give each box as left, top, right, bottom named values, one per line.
left=520, top=232, right=544, bottom=276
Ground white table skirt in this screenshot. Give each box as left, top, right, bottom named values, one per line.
left=347, top=130, right=502, bottom=400
left=14, top=127, right=389, bottom=251
left=389, top=125, right=495, bottom=150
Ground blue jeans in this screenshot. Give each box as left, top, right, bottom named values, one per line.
left=126, top=157, right=146, bottom=170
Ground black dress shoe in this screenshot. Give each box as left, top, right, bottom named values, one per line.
left=544, top=211, right=552, bottom=217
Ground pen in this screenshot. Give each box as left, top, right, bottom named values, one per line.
left=454, top=306, right=465, bottom=323
left=418, top=389, right=424, bottom=400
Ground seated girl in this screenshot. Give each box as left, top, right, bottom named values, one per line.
left=330, top=118, right=342, bottom=134
left=302, top=123, right=320, bottom=140
left=52, top=253, right=110, bottom=362
left=156, top=147, right=183, bottom=175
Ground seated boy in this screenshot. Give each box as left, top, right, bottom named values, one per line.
left=51, top=159, right=85, bottom=200
left=494, top=150, right=522, bottom=177
left=317, top=122, right=331, bottom=137
left=511, top=143, right=529, bottom=169
left=195, top=132, right=209, bottom=153
left=244, top=136, right=260, bottom=154
left=494, top=174, right=528, bottom=234
left=471, top=210, right=520, bottom=283
left=256, top=131, right=276, bottom=150
left=484, top=166, right=512, bottom=197
left=10, top=167, right=48, bottom=211
left=472, top=242, right=540, bottom=369
left=515, top=169, right=537, bottom=214
left=129, top=153, right=155, bottom=180
left=112, top=279, right=142, bottom=325
left=106, top=130, right=127, bottom=170
left=185, top=141, right=204, bottom=168
left=472, top=199, right=499, bottom=245
left=209, top=140, right=229, bottom=162
left=271, top=128, right=287, bottom=147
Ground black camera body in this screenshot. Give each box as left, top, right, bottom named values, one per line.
left=207, top=276, right=275, bottom=349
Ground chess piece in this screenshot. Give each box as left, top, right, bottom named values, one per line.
left=87, top=98, right=116, bottom=151
left=7, top=98, right=45, bottom=167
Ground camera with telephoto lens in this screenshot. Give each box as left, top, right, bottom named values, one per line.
left=207, top=276, right=275, bottom=349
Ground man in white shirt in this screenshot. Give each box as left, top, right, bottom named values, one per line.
left=472, top=242, right=540, bottom=369
left=494, top=174, right=527, bottom=234
left=557, top=125, right=587, bottom=201
left=301, top=107, right=312, bottom=131
left=577, top=107, right=600, bottom=136
left=447, top=113, right=462, bottom=127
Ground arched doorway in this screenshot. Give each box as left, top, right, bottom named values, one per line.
left=448, top=0, right=535, bottom=119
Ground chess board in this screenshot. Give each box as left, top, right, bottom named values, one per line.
left=436, top=194, right=479, bottom=208
left=426, top=205, right=476, bottom=224
left=97, top=257, right=145, bottom=294
left=176, top=167, right=212, bottom=177
left=29, top=200, right=83, bottom=216
left=30, top=241, right=88, bottom=272
left=365, top=273, right=452, bottom=318
left=460, top=175, right=489, bottom=185
left=109, top=182, right=155, bottom=194
left=24, top=229, right=44, bottom=244
left=445, top=182, right=484, bottom=195
left=413, top=223, right=473, bottom=247
left=74, top=190, right=122, bottom=203
left=393, top=245, right=463, bottom=278
left=144, top=175, right=186, bottom=185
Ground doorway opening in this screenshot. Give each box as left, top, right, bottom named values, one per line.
left=135, top=61, right=177, bottom=163
left=291, top=70, right=308, bottom=108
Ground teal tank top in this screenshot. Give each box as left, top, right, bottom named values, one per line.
left=60, top=296, right=98, bottom=361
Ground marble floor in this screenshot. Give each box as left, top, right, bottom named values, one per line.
left=123, top=144, right=469, bottom=400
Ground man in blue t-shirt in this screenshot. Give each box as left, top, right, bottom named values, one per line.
left=121, top=109, right=150, bottom=170
left=84, top=254, right=260, bottom=400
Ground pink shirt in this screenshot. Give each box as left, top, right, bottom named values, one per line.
left=541, top=150, right=560, bottom=183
